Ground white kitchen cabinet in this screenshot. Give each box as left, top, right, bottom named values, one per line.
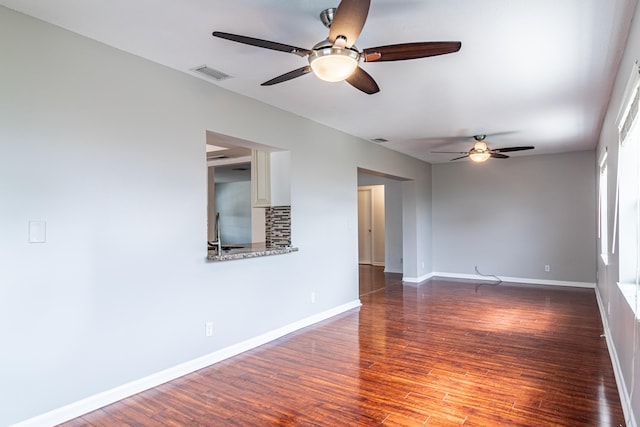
left=251, top=149, right=271, bottom=207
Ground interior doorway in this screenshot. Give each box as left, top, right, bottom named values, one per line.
left=358, top=187, right=372, bottom=264
left=357, top=169, right=408, bottom=296
left=357, top=185, right=385, bottom=265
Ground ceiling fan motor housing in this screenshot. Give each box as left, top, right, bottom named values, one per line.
left=320, top=8, right=336, bottom=28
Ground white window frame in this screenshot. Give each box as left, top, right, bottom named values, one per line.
left=615, top=61, right=640, bottom=314
left=599, top=149, right=609, bottom=265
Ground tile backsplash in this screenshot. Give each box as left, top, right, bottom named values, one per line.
left=265, top=206, right=291, bottom=247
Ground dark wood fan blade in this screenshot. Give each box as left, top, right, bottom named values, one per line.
left=493, top=146, right=535, bottom=153
left=363, top=42, right=461, bottom=62
left=329, top=0, right=370, bottom=48
left=261, top=66, right=312, bottom=86
left=345, top=66, right=379, bottom=94
left=450, top=155, right=469, bottom=161
left=213, top=31, right=310, bottom=57
left=490, top=153, right=510, bottom=159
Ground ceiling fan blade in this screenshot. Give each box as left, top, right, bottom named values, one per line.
left=345, top=66, right=379, bottom=94
left=450, top=155, right=469, bottom=161
left=431, top=151, right=468, bottom=154
left=261, top=66, right=312, bottom=86
left=212, top=31, right=310, bottom=57
left=329, top=0, right=370, bottom=48
left=490, top=153, right=510, bottom=159
left=493, top=146, right=535, bottom=153
left=363, top=42, right=461, bottom=62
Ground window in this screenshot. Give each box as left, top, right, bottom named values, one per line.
left=618, top=111, right=639, bottom=285
left=599, top=150, right=608, bottom=264
left=616, top=62, right=640, bottom=313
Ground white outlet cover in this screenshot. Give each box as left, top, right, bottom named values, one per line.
left=28, top=220, right=46, bottom=243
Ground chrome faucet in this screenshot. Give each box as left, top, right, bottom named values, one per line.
left=208, top=212, right=221, bottom=253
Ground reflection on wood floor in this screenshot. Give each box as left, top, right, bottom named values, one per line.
left=60, top=271, right=625, bottom=426
left=359, top=264, right=402, bottom=296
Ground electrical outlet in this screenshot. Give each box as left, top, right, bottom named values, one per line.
left=544, top=265, right=550, bottom=272
left=205, top=321, right=213, bottom=337
left=311, top=291, right=316, bottom=304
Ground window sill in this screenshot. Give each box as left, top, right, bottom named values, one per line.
left=618, top=282, right=639, bottom=316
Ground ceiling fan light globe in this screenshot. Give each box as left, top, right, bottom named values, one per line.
left=309, top=48, right=359, bottom=82
left=469, top=151, right=490, bottom=162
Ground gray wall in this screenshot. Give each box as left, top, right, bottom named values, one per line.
left=0, top=7, right=432, bottom=425
left=432, top=151, right=597, bottom=284
left=596, top=0, right=640, bottom=423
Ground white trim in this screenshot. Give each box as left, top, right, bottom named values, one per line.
left=402, top=272, right=434, bottom=284
left=599, top=146, right=609, bottom=167
left=613, top=144, right=620, bottom=254
left=614, top=61, right=640, bottom=253
left=11, top=300, right=362, bottom=427
left=429, top=272, right=595, bottom=288
left=598, top=149, right=608, bottom=248
left=618, top=281, right=639, bottom=316
left=596, top=287, right=638, bottom=427
left=616, top=60, right=640, bottom=128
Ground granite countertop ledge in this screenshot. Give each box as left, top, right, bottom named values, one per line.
left=208, top=246, right=298, bottom=261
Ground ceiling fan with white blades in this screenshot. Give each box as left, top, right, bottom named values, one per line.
left=212, top=0, right=461, bottom=94
left=432, top=135, right=535, bottom=163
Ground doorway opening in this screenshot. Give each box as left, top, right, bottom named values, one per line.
left=357, top=168, right=408, bottom=296
left=358, top=185, right=385, bottom=266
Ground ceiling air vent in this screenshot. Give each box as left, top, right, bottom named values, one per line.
left=370, top=138, right=388, bottom=143
left=192, top=65, right=232, bottom=81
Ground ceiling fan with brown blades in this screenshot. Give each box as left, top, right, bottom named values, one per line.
left=212, top=0, right=461, bottom=94
left=431, top=135, right=535, bottom=162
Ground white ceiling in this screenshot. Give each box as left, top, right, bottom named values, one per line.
left=2, top=0, right=636, bottom=163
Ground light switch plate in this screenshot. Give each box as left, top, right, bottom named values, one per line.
left=29, top=220, right=46, bottom=243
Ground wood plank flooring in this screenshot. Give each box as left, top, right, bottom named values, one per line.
left=59, top=267, right=625, bottom=426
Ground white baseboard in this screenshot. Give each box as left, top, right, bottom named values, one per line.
left=11, top=300, right=362, bottom=427
left=402, top=272, right=434, bottom=284
left=595, top=287, right=637, bottom=427
left=429, top=272, right=595, bottom=288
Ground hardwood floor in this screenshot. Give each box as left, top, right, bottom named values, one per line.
left=60, top=269, right=625, bottom=426
left=359, top=264, right=401, bottom=296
